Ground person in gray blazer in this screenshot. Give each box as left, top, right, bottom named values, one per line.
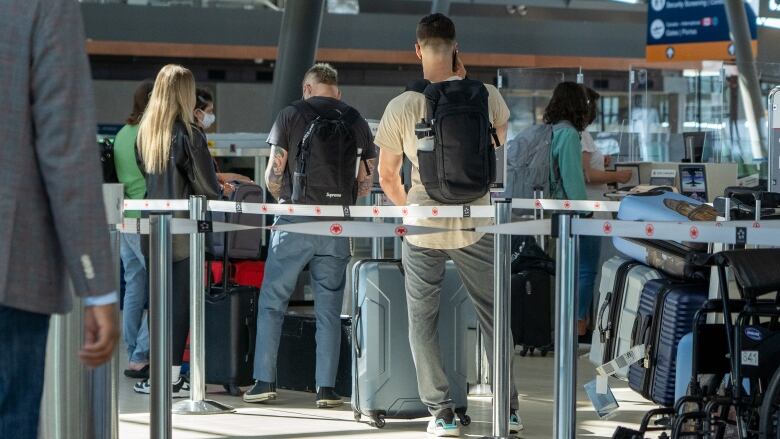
left=0, top=1, right=119, bottom=437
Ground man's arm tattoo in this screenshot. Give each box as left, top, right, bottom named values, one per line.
left=356, top=158, right=376, bottom=198
left=265, top=146, right=287, bottom=200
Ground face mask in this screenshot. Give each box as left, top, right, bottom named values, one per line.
left=200, top=112, right=216, bottom=129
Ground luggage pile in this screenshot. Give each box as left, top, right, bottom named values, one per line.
left=204, top=182, right=267, bottom=396
left=596, top=189, right=780, bottom=439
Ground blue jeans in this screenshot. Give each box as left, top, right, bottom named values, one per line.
left=253, top=217, right=351, bottom=388
left=120, top=233, right=149, bottom=364
left=0, top=305, right=50, bottom=439
left=578, top=235, right=602, bottom=320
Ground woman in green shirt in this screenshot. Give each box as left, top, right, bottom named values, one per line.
left=114, top=80, right=153, bottom=379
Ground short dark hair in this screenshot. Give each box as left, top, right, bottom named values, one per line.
left=303, top=63, right=338, bottom=86
left=585, top=87, right=601, bottom=125
left=196, top=87, right=214, bottom=111
left=126, top=80, right=154, bottom=125
left=543, top=82, right=590, bottom=132
left=416, top=13, right=456, bottom=48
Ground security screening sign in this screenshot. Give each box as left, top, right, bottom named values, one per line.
left=646, top=0, right=757, bottom=62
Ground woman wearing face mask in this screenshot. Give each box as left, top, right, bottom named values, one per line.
left=195, top=87, right=252, bottom=192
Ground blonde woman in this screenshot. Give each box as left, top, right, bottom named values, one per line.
left=135, top=64, right=222, bottom=397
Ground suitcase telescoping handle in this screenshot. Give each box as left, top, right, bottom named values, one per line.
left=597, top=292, right=613, bottom=344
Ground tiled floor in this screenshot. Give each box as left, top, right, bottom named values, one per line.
left=118, top=352, right=662, bottom=438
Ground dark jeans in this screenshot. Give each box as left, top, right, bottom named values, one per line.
left=0, top=305, right=51, bottom=439
left=171, top=259, right=190, bottom=366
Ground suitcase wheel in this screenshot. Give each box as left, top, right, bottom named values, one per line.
left=539, top=349, right=549, bottom=357
left=224, top=384, right=242, bottom=397
left=459, top=414, right=471, bottom=426
left=370, top=414, right=386, bottom=428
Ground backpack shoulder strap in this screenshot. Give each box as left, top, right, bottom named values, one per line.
left=291, top=100, right=318, bottom=119
left=405, top=79, right=431, bottom=94
left=338, top=106, right=361, bottom=127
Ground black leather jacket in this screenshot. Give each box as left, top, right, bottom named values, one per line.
left=142, top=120, right=222, bottom=261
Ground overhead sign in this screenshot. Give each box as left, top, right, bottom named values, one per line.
left=646, top=0, right=757, bottom=62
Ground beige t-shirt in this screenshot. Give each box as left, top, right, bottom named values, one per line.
left=374, top=78, right=510, bottom=250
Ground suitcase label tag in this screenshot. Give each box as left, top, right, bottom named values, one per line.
left=596, top=344, right=645, bottom=377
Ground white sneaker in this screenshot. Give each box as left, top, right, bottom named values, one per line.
left=510, top=410, right=524, bottom=434
left=426, top=409, right=461, bottom=437
left=133, top=376, right=190, bottom=399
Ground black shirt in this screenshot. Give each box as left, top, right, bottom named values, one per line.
left=266, top=96, right=376, bottom=203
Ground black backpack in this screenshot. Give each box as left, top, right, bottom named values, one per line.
left=407, top=79, right=498, bottom=204
left=290, top=100, right=362, bottom=205
left=99, top=137, right=119, bottom=183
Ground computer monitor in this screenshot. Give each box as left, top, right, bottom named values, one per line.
left=678, top=164, right=708, bottom=202
left=682, top=132, right=706, bottom=163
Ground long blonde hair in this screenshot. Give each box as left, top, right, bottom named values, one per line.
left=137, top=65, right=196, bottom=174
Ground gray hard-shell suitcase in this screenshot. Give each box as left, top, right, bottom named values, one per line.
left=589, top=256, right=664, bottom=380
left=351, top=259, right=475, bottom=428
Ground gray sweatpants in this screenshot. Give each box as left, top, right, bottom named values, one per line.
left=402, top=234, right=519, bottom=417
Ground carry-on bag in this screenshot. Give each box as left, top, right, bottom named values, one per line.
left=209, top=260, right=265, bottom=289
left=590, top=256, right=664, bottom=380
left=614, top=190, right=715, bottom=280
left=628, top=279, right=708, bottom=406
left=204, top=233, right=261, bottom=396
left=207, top=182, right=266, bottom=260
left=351, top=259, right=475, bottom=428
left=511, top=269, right=553, bottom=356
left=276, top=314, right=352, bottom=397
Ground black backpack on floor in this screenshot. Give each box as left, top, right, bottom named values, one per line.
left=291, top=100, right=362, bottom=205
left=407, top=79, right=498, bottom=204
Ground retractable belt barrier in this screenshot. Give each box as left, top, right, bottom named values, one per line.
left=132, top=196, right=780, bottom=439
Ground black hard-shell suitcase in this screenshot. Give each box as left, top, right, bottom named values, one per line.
left=204, top=242, right=261, bottom=396
left=511, top=270, right=553, bottom=356
left=276, top=314, right=352, bottom=397
left=351, top=259, right=474, bottom=428
left=628, top=278, right=708, bottom=406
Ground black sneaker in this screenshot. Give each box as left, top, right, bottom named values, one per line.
left=315, top=387, right=343, bottom=408
left=124, top=364, right=150, bottom=379
left=132, top=376, right=190, bottom=399
left=243, top=381, right=277, bottom=403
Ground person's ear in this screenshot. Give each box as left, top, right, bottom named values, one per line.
left=415, top=43, right=422, bottom=61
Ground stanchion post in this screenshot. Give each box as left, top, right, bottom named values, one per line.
left=483, top=199, right=513, bottom=439
left=553, top=214, right=578, bottom=439
left=371, top=190, right=385, bottom=259
left=173, top=196, right=234, bottom=414
left=149, top=214, right=172, bottom=439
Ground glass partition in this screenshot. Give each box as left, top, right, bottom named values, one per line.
left=497, top=68, right=569, bottom=139
left=625, top=66, right=726, bottom=165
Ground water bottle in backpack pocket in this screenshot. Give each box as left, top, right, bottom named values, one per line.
left=407, top=79, right=498, bottom=204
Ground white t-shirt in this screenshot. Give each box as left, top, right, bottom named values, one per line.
left=581, top=131, right=608, bottom=202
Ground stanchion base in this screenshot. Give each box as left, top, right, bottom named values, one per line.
left=467, top=384, right=493, bottom=397
left=479, top=435, right=517, bottom=439
left=172, top=399, right=235, bottom=415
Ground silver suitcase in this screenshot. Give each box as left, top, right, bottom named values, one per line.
left=589, top=256, right=663, bottom=380
left=351, top=259, right=475, bottom=428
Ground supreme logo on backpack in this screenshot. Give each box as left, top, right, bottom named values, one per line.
left=408, top=78, right=498, bottom=204
left=291, top=100, right=362, bottom=206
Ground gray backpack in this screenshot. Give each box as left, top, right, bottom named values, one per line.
left=505, top=123, right=567, bottom=200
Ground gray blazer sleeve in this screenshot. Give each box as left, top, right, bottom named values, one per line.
left=29, top=0, right=115, bottom=298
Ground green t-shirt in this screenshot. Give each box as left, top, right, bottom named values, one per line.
left=113, top=124, right=146, bottom=218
